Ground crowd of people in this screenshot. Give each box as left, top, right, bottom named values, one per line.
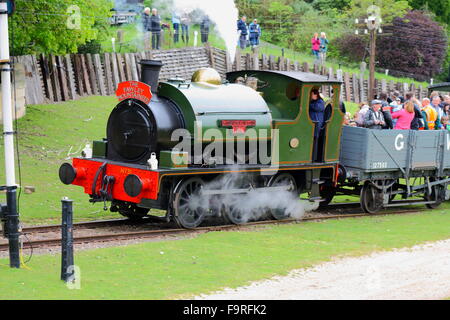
left=309, top=90, right=450, bottom=161
left=142, top=7, right=211, bottom=50
left=141, top=11, right=263, bottom=52
left=343, top=91, right=450, bottom=131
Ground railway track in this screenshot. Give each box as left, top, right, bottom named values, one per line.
left=0, top=206, right=427, bottom=252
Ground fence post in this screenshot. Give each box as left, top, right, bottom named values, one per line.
left=61, top=197, right=74, bottom=282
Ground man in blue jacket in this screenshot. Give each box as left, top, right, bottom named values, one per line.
left=237, top=16, right=248, bottom=50
left=249, top=19, right=261, bottom=48
left=150, top=8, right=162, bottom=50
left=309, top=89, right=326, bottom=162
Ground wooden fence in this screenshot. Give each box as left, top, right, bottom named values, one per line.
left=14, top=45, right=428, bottom=106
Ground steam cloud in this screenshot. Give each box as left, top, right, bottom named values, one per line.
left=188, top=171, right=318, bottom=224
left=173, top=0, right=239, bottom=61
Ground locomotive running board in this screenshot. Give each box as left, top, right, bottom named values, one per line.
left=201, top=185, right=290, bottom=196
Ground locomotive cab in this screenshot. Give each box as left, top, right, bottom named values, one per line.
left=226, top=71, right=344, bottom=164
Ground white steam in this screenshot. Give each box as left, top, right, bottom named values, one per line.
left=189, top=172, right=317, bottom=224
left=173, top=0, right=239, bottom=61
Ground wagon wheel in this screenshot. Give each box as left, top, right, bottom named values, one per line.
left=319, top=183, right=336, bottom=207
left=173, top=177, right=206, bottom=229
left=115, top=202, right=149, bottom=220
left=424, top=178, right=444, bottom=209
left=266, top=173, right=298, bottom=220
left=360, top=182, right=383, bottom=214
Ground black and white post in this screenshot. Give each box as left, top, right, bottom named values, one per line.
left=61, top=197, right=74, bottom=282
left=0, top=0, right=21, bottom=268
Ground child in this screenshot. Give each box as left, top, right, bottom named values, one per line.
left=441, top=116, right=450, bottom=131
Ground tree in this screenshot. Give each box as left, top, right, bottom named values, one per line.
left=10, top=0, right=113, bottom=55
left=264, top=1, right=294, bottom=44
left=407, top=0, right=450, bottom=25
left=343, top=0, right=411, bottom=23
left=336, top=10, right=448, bottom=81
left=376, top=10, right=447, bottom=80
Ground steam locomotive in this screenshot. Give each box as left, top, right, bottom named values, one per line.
left=59, top=60, right=450, bottom=228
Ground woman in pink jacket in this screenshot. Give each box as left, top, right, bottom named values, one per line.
left=311, top=33, right=320, bottom=64
left=391, top=101, right=415, bottom=130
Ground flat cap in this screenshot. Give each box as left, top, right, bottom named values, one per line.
left=371, top=99, right=382, bottom=105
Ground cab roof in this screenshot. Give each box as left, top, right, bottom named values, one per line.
left=428, top=82, right=450, bottom=93
left=227, top=70, right=342, bottom=84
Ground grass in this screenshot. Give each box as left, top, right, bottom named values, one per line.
left=0, top=96, right=119, bottom=225
left=101, top=23, right=429, bottom=88
left=0, top=209, right=448, bottom=299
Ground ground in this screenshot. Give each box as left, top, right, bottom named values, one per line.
left=197, top=239, right=450, bottom=300
left=0, top=210, right=448, bottom=299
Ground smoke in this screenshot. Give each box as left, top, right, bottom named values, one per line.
left=188, top=171, right=317, bottom=224
left=173, top=0, right=239, bottom=61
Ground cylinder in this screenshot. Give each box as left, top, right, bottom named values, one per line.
left=139, top=60, right=163, bottom=94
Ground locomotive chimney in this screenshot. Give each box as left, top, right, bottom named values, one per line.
left=139, top=59, right=163, bottom=94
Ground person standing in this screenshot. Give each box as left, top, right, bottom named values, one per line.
left=405, top=92, right=425, bottom=130
left=249, top=19, right=261, bottom=48
left=142, top=7, right=151, bottom=50
left=309, top=89, right=326, bottom=161
left=150, top=8, right=162, bottom=50
left=311, top=33, right=321, bottom=65
left=237, top=16, right=249, bottom=50
left=379, top=92, right=394, bottom=129
left=200, top=16, right=210, bottom=44
left=421, top=98, right=441, bottom=130
left=319, top=32, right=329, bottom=65
left=364, top=100, right=386, bottom=129
left=431, top=96, right=443, bottom=118
left=391, top=101, right=415, bottom=130
left=181, top=11, right=190, bottom=45
left=172, top=11, right=181, bottom=44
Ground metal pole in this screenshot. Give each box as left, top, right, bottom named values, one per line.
left=369, top=28, right=376, bottom=101
left=0, top=0, right=20, bottom=268
left=61, top=197, right=74, bottom=282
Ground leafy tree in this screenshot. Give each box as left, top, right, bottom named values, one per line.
left=10, top=0, right=113, bottom=55
left=264, top=1, right=294, bottom=44
left=336, top=10, right=447, bottom=81
left=343, top=0, right=411, bottom=23
left=376, top=10, right=448, bottom=80
left=311, top=0, right=351, bottom=11
left=407, top=0, right=450, bottom=25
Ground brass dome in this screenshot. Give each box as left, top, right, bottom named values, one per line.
left=191, top=68, right=222, bottom=85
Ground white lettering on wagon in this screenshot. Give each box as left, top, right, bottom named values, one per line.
left=372, top=162, right=388, bottom=169
left=395, top=134, right=404, bottom=151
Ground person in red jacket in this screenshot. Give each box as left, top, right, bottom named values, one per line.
left=311, top=33, right=320, bottom=65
